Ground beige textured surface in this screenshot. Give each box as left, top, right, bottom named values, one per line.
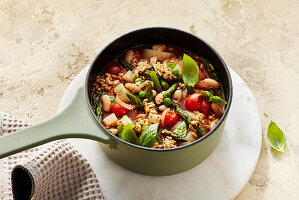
left=0, top=0, right=298, bottom=199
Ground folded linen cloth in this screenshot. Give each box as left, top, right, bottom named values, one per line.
left=0, top=112, right=105, bottom=200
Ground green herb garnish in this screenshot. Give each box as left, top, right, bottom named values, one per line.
left=120, top=123, right=138, bottom=144
left=138, top=123, right=159, bottom=147
left=175, top=121, right=187, bottom=137
left=199, top=90, right=227, bottom=104
left=267, top=121, right=286, bottom=152
left=182, top=54, right=199, bottom=87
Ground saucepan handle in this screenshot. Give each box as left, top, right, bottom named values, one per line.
left=0, top=87, right=113, bottom=159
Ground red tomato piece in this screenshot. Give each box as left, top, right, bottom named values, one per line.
left=104, top=63, right=122, bottom=75
left=185, top=93, right=211, bottom=116
left=164, top=110, right=179, bottom=128
left=110, top=102, right=129, bottom=118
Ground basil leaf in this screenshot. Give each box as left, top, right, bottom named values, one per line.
left=199, top=90, right=227, bottom=104
left=117, top=123, right=124, bottom=137
left=267, top=121, right=286, bottom=152
left=138, top=123, right=159, bottom=147
left=120, top=123, right=138, bottom=144
left=182, top=54, right=199, bottom=87
left=176, top=121, right=187, bottom=137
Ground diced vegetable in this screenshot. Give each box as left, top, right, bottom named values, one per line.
left=123, top=70, right=136, bottom=83
left=115, top=95, right=136, bottom=110
left=103, top=113, right=117, bottom=127
left=149, top=71, right=162, bottom=92
left=142, top=49, right=174, bottom=60
left=148, top=113, right=161, bottom=124
left=121, top=123, right=138, bottom=144
left=114, top=83, right=131, bottom=103
left=156, top=134, right=163, bottom=145
left=126, top=93, right=144, bottom=110
left=120, top=115, right=133, bottom=126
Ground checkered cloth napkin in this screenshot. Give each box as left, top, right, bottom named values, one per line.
left=0, top=112, right=105, bottom=200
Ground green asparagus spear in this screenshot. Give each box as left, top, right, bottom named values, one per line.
left=163, top=82, right=179, bottom=97
left=160, top=79, right=170, bottom=90
left=96, top=91, right=106, bottom=121
left=149, top=71, right=162, bottom=92
left=118, top=58, right=134, bottom=71
left=185, top=83, right=194, bottom=94
left=170, top=101, right=204, bottom=135
left=156, top=134, right=163, bottom=144
left=199, top=57, right=219, bottom=81
left=146, top=82, right=153, bottom=102
left=126, top=93, right=144, bottom=110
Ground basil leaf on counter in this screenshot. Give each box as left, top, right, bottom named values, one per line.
left=138, top=123, right=159, bottom=147
left=176, top=121, right=187, bottom=137
left=120, top=123, right=138, bottom=144
left=199, top=90, right=227, bottom=104
left=267, top=121, right=286, bottom=152
left=182, top=54, right=199, bottom=87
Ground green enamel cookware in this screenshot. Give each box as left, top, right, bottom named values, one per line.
left=0, top=27, right=232, bottom=176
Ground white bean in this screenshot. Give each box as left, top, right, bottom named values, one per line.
left=195, top=81, right=210, bottom=90
left=152, top=44, right=167, bottom=51
left=152, top=90, right=157, bottom=98
left=158, top=105, right=167, bottom=112
left=124, top=50, right=134, bottom=63
left=203, top=78, right=220, bottom=89
left=211, top=103, right=224, bottom=117
left=172, top=89, right=183, bottom=101
left=102, top=95, right=111, bottom=112
left=182, top=89, right=188, bottom=99
left=155, top=92, right=165, bottom=105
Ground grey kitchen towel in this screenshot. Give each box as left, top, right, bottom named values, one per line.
left=0, top=112, right=105, bottom=200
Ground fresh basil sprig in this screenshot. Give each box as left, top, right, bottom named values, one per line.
left=267, top=121, right=286, bottom=152
left=120, top=123, right=138, bottom=144
left=176, top=121, right=187, bottom=137
left=138, top=123, right=159, bottom=147
left=199, top=90, right=227, bottom=104
left=182, top=54, right=199, bottom=87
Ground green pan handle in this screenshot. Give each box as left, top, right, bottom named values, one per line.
left=0, top=87, right=115, bottom=159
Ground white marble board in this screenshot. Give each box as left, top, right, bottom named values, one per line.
left=58, top=66, right=262, bottom=200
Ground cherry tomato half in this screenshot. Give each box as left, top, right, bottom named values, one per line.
left=164, top=110, right=179, bottom=128
left=110, top=102, right=129, bottom=118
left=104, top=63, right=122, bottom=75
left=185, top=93, right=211, bottom=116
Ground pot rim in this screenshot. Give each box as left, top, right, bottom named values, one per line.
left=85, top=27, right=233, bottom=152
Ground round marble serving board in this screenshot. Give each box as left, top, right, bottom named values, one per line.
left=58, top=66, right=262, bottom=200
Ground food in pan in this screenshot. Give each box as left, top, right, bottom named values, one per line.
left=92, top=44, right=227, bottom=149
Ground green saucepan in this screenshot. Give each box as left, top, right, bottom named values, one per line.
left=0, top=27, right=232, bottom=176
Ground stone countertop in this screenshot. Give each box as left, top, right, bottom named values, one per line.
left=0, top=0, right=298, bottom=199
